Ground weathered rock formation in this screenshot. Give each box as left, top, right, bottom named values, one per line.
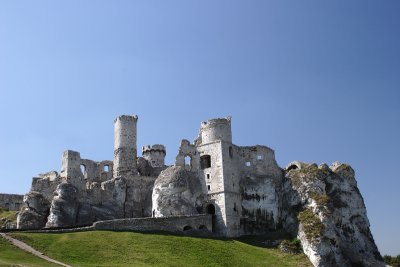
left=17, top=191, right=50, bottom=229
left=46, top=183, right=79, bottom=228
left=282, top=161, right=384, bottom=267
left=152, top=166, right=205, bottom=217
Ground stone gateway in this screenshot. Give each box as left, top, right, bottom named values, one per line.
left=10, top=114, right=384, bottom=267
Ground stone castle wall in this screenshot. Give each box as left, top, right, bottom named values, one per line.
left=93, top=214, right=212, bottom=234
left=0, top=194, right=23, bottom=211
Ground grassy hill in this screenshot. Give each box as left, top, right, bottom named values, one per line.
left=0, top=236, right=58, bottom=267
left=6, top=231, right=312, bottom=267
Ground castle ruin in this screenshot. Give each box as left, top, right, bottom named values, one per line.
left=9, top=114, right=385, bottom=267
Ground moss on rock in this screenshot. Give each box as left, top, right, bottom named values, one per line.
left=298, top=208, right=324, bottom=240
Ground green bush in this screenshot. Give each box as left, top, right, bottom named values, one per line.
left=298, top=208, right=324, bottom=241
left=279, top=238, right=302, bottom=254
left=383, top=254, right=400, bottom=267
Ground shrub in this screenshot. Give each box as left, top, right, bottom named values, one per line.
left=298, top=209, right=324, bottom=241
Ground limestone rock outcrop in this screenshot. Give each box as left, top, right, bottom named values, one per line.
left=17, top=191, right=50, bottom=229
left=282, top=162, right=384, bottom=267
left=46, top=183, right=79, bottom=228
left=152, top=166, right=205, bottom=217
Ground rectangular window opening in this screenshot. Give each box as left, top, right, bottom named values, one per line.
left=257, top=155, right=263, bottom=160
left=207, top=174, right=210, bottom=179
left=245, top=161, right=251, bottom=167
left=207, top=185, right=211, bottom=191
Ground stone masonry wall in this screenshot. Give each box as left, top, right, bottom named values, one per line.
left=0, top=194, right=23, bottom=211
left=93, top=214, right=212, bottom=234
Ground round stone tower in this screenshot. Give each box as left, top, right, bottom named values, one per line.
left=113, top=115, right=138, bottom=177
left=200, top=117, right=232, bottom=144
left=142, top=144, right=166, bottom=168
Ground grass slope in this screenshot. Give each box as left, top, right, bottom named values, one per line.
left=0, top=236, right=58, bottom=267
left=10, top=231, right=311, bottom=267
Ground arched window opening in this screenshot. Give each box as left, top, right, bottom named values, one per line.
left=206, top=204, right=216, bottom=215
left=287, top=165, right=298, bottom=171
left=103, top=165, right=109, bottom=172
left=80, top=164, right=86, bottom=175
left=183, top=225, right=192, bottom=231
left=206, top=204, right=216, bottom=233
left=184, top=156, right=191, bottom=170
left=200, top=155, right=211, bottom=169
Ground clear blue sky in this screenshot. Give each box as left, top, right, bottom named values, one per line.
left=1, top=0, right=399, bottom=255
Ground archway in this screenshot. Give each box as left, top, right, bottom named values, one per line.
left=183, top=225, right=192, bottom=231
left=184, top=156, right=192, bottom=171
left=206, top=204, right=216, bottom=232
left=206, top=204, right=215, bottom=215
left=199, top=225, right=207, bottom=230
left=287, top=164, right=298, bottom=171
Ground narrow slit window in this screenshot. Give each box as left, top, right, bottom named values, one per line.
left=207, top=185, right=211, bottom=191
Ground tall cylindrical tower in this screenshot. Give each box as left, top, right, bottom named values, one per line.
left=200, top=117, right=232, bottom=144
left=113, top=115, right=138, bottom=177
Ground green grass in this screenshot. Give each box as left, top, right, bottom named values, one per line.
left=0, top=235, right=58, bottom=267
left=10, top=231, right=312, bottom=267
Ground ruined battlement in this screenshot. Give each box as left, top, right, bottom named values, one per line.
left=142, top=144, right=166, bottom=154
left=199, top=117, right=232, bottom=144
left=142, top=144, right=166, bottom=168
left=114, top=114, right=138, bottom=123
left=200, top=117, right=231, bottom=128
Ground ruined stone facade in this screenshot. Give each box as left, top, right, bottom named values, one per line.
left=11, top=114, right=384, bottom=267
left=0, top=194, right=23, bottom=211
left=163, top=117, right=282, bottom=237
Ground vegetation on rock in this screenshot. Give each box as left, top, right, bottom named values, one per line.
left=279, top=238, right=302, bottom=254
left=297, top=208, right=324, bottom=240
left=288, top=164, right=326, bottom=189
left=309, top=191, right=330, bottom=207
